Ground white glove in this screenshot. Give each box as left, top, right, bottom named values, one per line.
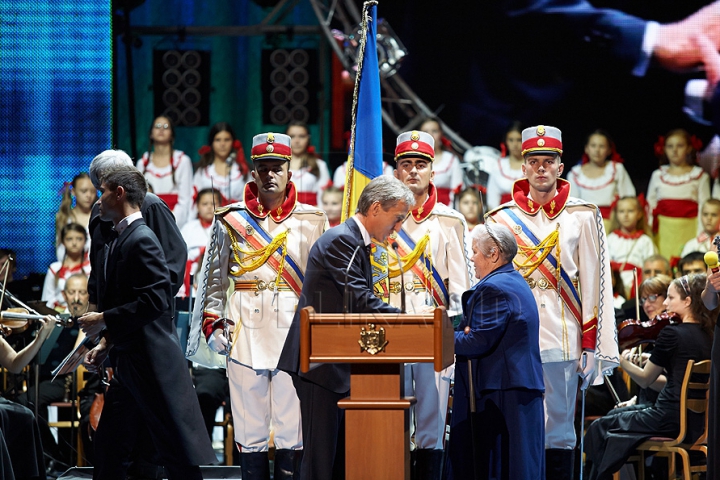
left=207, top=330, right=230, bottom=354
left=578, top=351, right=596, bottom=390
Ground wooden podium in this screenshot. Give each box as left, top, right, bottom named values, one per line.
left=300, top=307, right=454, bottom=480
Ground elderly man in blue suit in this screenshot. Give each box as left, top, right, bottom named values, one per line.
left=446, top=223, right=545, bottom=480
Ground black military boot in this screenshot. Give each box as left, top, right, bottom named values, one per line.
left=239, top=451, right=270, bottom=480
left=545, top=448, right=574, bottom=480
left=273, top=449, right=303, bottom=480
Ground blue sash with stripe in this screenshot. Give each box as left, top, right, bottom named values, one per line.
left=503, top=209, right=580, bottom=304
left=236, top=210, right=305, bottom=284
left=397, top=228, right=449, bottom=306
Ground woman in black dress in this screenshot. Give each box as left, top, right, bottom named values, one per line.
left=584, top=274, right=715, bottom=480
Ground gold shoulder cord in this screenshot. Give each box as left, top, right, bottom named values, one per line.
left=224, top=219, right=289, bottom=288
left=514, top=226, right=559, bottom=279
left=388, top=232, right=431, bottom=278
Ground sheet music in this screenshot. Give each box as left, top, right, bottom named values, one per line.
left=51, top=336, right=97, bottom=381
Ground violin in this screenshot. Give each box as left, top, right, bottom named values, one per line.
left=0, top=307, right=34, bottom=335
left=617, top=311, right=681, bottom=350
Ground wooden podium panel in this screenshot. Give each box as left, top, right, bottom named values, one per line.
left=300, top=309, right=454, bottom=372
left=299, top=307, right=453, bottom=480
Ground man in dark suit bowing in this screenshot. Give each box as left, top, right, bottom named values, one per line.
left=446, top=223, right=544, bottom=480
left=278, top=175, right=416, bottom=480
left=78, top=166, right=215, bottom=480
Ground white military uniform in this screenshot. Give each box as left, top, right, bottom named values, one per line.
left=488, top=178, right=619, bottom=449
left=388, top=183, right=473, bottom=450
left=197, top=181, right=326, bottom=452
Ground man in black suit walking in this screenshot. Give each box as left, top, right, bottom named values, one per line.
left=79, top=166, right=215, bottom=480
left=278, top=175, right=416, bottom=480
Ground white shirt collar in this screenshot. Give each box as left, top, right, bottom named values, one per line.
left=115, top=211, right=143, bottom=236
left=351, top=215, right=371, bottom=246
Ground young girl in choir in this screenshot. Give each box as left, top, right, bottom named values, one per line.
left=137, top=115, right=194, bottom=227
left=456, top=187, right=483, bottom=231
left=42, top=223, right=91, bottom=311
left=321, top=186, right=342, bottom=228
left=193, top=122, right=249, bottom=205
left=607, top=196, right=656, bottom=299
left=584, top=274, right=714, bottom=479
left=55, top=172, right=96, bottom=259
left=646, top=129, right=710, bottom=260
left=566, top=129, right=635, bottom=232
left=681, top=198, right=720, bottom=257
left=486, top=121, right=524, bottom=210
left=286, top=121, right=331, bottom=205
left=181, top=188, right=222, bottom=296
left=420, top=118, right=465, bottom=206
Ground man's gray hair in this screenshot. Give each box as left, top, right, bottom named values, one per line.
left=89, top=149, right=133, bottom=189
left=471, top=222, right=517, bottom=263
left=356, top=175, right=415, bottom=215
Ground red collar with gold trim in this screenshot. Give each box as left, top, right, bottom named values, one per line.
left=611, top=229, right=645, bottom=239
left=410, top=183, right=437, bottom=222
left=243, top=181, right=297, bottom=222
left=512, top=178, right=570, bottom=219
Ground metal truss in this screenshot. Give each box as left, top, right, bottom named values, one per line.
left=308, top=0, right=473, bottom=153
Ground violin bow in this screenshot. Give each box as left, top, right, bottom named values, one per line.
left=603, top=373, right=622, bottom=405
left=0, top=254, right=11, bottom=312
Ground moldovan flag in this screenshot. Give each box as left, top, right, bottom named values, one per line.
left=341, top=0, right=383, bottom=221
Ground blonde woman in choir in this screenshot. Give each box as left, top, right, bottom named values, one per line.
left=607, top=197, right=656, bottom=299
left=137, top=115, right=194, bottom=228
left=193, top=121, right=250, bottom=205
left=55, top=172, right=95, bottom=260
left=486, top=121, right=525, bottom=210
left=566, top=129, right=635, bottom=232
left=646, top=129, right=710, bottom=260
left=420, top=118, right=465, bottom=206
left=286, top=121, right=331, bottom=205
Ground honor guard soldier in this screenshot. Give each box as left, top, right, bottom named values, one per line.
left=390, top=130, right=474, bottom=479
left=196, top=133, right=327, bottom=479
left=486, top=125, right=619, bottom=480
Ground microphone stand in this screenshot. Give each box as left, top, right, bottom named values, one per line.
left=392, top=242, right=406, bottom=313
left=344, top=245, right=362, bottom=314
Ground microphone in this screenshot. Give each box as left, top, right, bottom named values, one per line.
left=226, top=151, right=236, bottom=166
left=391, top=242, right=406, bottom=314
left=344, top=245, right=362, bottom=314
left=704, top=251, right=720, bottom=274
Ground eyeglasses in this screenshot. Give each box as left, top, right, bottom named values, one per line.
left=639, top=294, right=661, bottom=305
left=154, top=123, right=170, bottom=130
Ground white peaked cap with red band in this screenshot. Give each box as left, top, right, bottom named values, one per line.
left=521, top=125, right=563, bottom=157
left=250, top=132, right=292, bottom=162
left=394, top=130, right=435, bottom=162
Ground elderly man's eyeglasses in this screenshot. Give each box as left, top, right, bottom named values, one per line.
left=639, top=294, right=660, bottom=305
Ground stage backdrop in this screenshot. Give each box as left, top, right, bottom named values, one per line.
left=0, top=2, right=112, bottom=277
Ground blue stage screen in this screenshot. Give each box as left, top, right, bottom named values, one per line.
left=0, top=2, right=112, bottom=278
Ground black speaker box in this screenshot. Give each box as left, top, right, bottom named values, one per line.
left=58, top=466, right=242, bottom=479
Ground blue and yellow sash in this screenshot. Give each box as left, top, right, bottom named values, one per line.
left=392, top=228, right=449, bottom=307
left=222, top=210, right=304, bottom=297
left=494, top=209, right=582, bottom=322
